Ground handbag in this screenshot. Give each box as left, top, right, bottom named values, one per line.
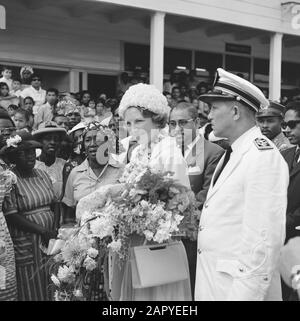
left=131, top=241, right=189, bottom=289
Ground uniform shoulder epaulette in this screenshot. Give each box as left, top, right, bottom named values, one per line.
left=253, top=138, right=273, bottom=150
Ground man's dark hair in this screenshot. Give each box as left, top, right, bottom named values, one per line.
left=286, top=101, right=300, bottom=118
left=30, top=73, right=42, bottom=82
left=170, top=102, right=198, bottom=120
left=46, top=88, right=59, bottom=96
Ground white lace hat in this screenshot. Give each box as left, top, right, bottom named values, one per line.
left=119, top=83, right=170, bottom=118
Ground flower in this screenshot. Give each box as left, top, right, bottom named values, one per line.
left=6, top=135, right=22, bottom=148
left=83, top=257, right=97, bottom=271
left=89, top=216, right=114, bottom=239
left=73, top=289, right=83, bottom=298
left=51, top=274, right=61, bottom=287
left=107, top=239, right=122, bottom=252
left=57, top=265, right=75, bottom=284
left=87, top=248, right=98, bottom=259
left=144, top=230, right=154, bottom=241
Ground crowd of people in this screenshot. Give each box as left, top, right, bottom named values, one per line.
left=0, top=63, right=299, bottom=302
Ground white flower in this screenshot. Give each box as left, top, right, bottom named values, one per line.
left=73, top=289, right=83, bottom=298
left=83, top=256, right=97, bottom=271
left=87, top=248, right=98, bottom=259
left=144, top=230, right=154, bottom=241
left=6, top=135, right=22, bottom=148
left=57, top=265, right=75, bottom=284
left=51, top=274, right=61, bottom=287
left=140, top=200, right=149, bottom=209
left=107, top=239, right=122, bottom=252
left=89, top=216, right=114, bottom=239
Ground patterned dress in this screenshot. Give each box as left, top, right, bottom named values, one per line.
left=0, top=170, right=17, bottom=301
left=3, top=168, right=55, bottom=301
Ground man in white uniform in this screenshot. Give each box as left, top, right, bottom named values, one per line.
left=194, top=68, right=289, bottom=301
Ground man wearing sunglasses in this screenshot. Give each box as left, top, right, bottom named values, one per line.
left=256, top=101, right=292, bottom=152
left=169, top=102, right=224, bottom=299
left=20, top=73, right=46, bottom=113
left=194, top=68, right=289, bottom=301
left=279, top=101, right=300, bottom=300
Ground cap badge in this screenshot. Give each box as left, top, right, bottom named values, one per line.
left=254, top=138, right=273, bottom=150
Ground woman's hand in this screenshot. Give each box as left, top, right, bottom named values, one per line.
left=41, top=229, right=58, bottom=247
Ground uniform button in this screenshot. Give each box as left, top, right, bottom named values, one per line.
left=198, top=249, right=202, bottom=254
left=239, top=268, right=244, bottom=273
left=263, top=277, right=269, bottom=281
left=199, top=225, right=204, bottom=231
left=204, top=203, right=208, bottom=208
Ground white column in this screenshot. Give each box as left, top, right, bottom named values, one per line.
left=150, top=11, right=165, bottom=92
left=269, top=33, right=283, bottom=101
left=82, top=71, right=88, bottom=90
left=69, top=70, right=80, bottom=92
left=0, top=5, right=6, bottom=30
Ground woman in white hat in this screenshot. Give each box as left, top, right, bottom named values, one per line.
left=111, top=83, right=191, bottom=301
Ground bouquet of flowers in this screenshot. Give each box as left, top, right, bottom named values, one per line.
left=49, top=166, right=200, bottom=301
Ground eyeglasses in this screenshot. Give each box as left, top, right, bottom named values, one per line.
left=169, top=119, right=194, bottom=129
left=32, top=78, right=41, bottom=81
left=282, top=120, right=300, bottom=130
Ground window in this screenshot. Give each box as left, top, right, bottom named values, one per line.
left=225, top=55, right=251, bottom=80
left=282, top=61, right=300, bottom=86
left=254, top=58, right=269, bottom=84
left=164, top=48, right=192, bottom=74
left=195, top=51, right=223, bottom=73
left=124, top=43, right=150, bottom=72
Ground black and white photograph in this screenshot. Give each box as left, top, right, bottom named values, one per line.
left=0, top=0, right=300, bottom=305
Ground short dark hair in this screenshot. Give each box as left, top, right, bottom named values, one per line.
left=170, top=102, right=198, bottom=120
left=8, top=104, right=18, bottom=111
left=23, top=96, right=35, bottom=104
left=30, top=73, right=42, bottom=82
left=0, top=82, right=9, bottom=90
left=46, top=88, right=59, bottom=96
left=15, top=108, right=31, bottom=122
left=12, top=78, right=22, bottom=83
left=286, top=101, right=300, bottom=118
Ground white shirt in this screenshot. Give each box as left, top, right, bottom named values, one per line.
left=21, top=85, right=46, bottom=108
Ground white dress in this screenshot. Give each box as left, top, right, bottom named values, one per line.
left=111, top=134, right=192, bottom=301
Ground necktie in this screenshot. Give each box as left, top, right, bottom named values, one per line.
left=292, top=148, right=300, bottom=169
left=213, top=147, right=233, bottom=185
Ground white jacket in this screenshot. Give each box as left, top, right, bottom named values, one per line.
left=195, top=126, right=289, bottom=301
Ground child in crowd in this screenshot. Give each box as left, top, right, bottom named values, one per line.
left=7, top=104, right=18, bottom=121
left=22, top=96, right=35, bottom=128
left=10, top=78, right=23, bottom=97
left=0, top=66, right=13, bottom=90
left=0, top=82, right=19, bottom=110
left=94, top=99, right=106, bottom=122
left=14, top=108, right=32, bottom=132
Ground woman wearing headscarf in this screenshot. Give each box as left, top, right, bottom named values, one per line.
left=2, top=130, right=57, bottom=301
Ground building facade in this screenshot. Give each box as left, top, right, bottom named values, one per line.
left=1, top=0, right=300, bottom=100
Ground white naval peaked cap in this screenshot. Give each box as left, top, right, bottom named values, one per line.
left=199, top=68, right=269, bottom=112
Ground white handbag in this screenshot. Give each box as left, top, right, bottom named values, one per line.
left=131, top=241, right=189, bottom=289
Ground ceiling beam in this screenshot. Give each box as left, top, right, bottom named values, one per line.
left=176, top=19, right=207, bottom=33
left=108, top=9, right=138, bottom=24
left=233, top=29, right=264, bottom=41
left=205, top=24, right=237, bottom=37
left=66, top=3, right=95, bottom=18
